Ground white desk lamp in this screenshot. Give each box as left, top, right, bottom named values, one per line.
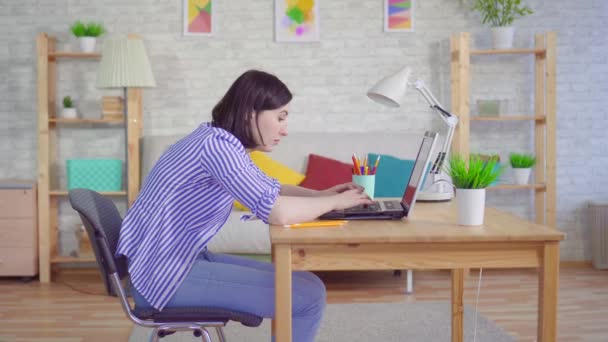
left=367, top=66, right=458, bottom=202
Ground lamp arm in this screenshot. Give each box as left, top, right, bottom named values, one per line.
left=413, top=79, right=458, bottom=174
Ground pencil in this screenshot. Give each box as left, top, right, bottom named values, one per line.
left=284, top=220, right=348, bottom=228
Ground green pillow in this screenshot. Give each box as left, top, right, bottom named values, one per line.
left=368, top=153, right=415, bottom=197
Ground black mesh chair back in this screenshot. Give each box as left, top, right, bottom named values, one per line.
left=68, top=189, right=263, bottom=342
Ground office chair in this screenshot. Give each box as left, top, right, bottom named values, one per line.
left=68, top=189, right=263, bottom=342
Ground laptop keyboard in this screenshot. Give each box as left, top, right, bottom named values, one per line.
left=345, top=202, right=381, bottom=212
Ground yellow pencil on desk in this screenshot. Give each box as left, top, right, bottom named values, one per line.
left=284, top=220, right=348, bottom=228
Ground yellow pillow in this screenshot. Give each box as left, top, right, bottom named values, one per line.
left=233, top=151, right=305, bottom=211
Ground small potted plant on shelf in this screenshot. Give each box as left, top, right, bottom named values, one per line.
left=70, top=21, right=105, bottom=53
left=470, top=0, right=534, bottom=49
left=445, top=154, right=503, bottom=226
left=509, top=152, right=536, bottom=185
left=61, top=96, right=77, bottom=118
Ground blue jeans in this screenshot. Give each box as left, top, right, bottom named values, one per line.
left=132, top=250, right=326, bottom=342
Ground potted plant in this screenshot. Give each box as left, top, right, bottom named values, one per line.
left=445, top=154, right=503, bottom=226
left=70, top=21, right=105, bottom=53
left=61, top=96, right=77, bottom=118
left=509, top=153, right=536, bottom=185
left=470, top=0, right=534, bottom=49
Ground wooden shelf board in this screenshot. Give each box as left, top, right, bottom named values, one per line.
left=488, top=184, right=546, bottom=191
left=49, top=52, right=101, bottom=59
left=471, top=115, right=546, bottom=122
left=49, top=118, right=124, bottom=124
left=470, top=48, right=545, bottom=55
left=51, top=254, right=96, bottom=264
left=50, top=190, right=127, bottom=196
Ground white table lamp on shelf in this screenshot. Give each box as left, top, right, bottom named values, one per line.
left=367, top=66, right=458, bottom=202
left=96, top=35, right=156, bottom=205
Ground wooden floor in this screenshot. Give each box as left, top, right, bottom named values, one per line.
left=0, top=265, right=606, bottom=342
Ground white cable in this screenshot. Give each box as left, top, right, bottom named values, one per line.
left=473, top=268, right=483, bottom=342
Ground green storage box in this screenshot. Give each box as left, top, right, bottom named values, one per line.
left=67, top=159, right=123, bottom=191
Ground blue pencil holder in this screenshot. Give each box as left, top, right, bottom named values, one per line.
left=353, top=175, right=375, bottom=200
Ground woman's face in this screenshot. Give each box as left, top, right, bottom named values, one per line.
left=250, top=103, right=289, bottom=152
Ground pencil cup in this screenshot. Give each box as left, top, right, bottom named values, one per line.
left=352, top=175, right=375, bottom=200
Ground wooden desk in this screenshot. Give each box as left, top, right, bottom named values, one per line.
left=270, top=201, right=565, bottom=342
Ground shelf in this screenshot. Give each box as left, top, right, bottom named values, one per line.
left=470, top=115, right=546, bottom=122
left=488, top=184, right=546, bottom=191
left=50, top=118, right=124, bottom=124
left=50, top=190, right=127, bottom=196
left=470, top=48, right=545, bottom=55
left=51, top=254, right=96, bottom=264
left=49, top=52, right=101, bottom=59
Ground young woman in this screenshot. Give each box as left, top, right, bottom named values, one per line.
left=116, top=70, right=373, bottom=342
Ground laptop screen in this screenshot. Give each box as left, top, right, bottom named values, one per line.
left=401, top=131, right=438, bottom=215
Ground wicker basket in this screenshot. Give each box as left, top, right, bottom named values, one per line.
left=67, top=159, right=123, bottom=191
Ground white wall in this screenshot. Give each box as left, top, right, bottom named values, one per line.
left=1, top=0, right=607, bottom=260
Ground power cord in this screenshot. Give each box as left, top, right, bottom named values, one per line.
left=473, top=268, right=483, bottom=342
left=60, top=280, right=106, bottom=296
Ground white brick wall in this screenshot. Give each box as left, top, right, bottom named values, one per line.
left=1, top=0, right=607, bottom=260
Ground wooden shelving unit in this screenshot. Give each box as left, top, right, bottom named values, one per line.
left=450, top=32, right=556, bottom=227
left=37, top=33, right=144, bottom=282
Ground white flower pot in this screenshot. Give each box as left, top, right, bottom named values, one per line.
left=491, top=26, right=515, bottom=49
left=456, top=188, right=486, bottom=226
left=513, top=168, right=532, bottom=185
left=61, top=107, right=77, bottom=118
left=79, top=37, right=96, bottom=53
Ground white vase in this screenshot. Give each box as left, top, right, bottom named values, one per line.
left=513, top=168, right=532, bottom=185
left=456, top=188, right=486, bottom=226
left=61, top=107, right=77, bottom=118
left=491, top=26, right=515, bottom=49
left=79, top=37, right=96, bottom=53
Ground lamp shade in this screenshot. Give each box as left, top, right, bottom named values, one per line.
left=96, top=36, right=156, bottom=88
left=366, top=66, right=411, bottom=108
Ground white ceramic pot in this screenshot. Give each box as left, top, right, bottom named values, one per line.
left=456, top=188, right=486, bottom=226
left=491, top=26, right=515, bottom=49
left=61, top=107, right=77, bottom=118
left=79, top=37, right=96, bottom=53
left=513, top=168, right=532, bottom=185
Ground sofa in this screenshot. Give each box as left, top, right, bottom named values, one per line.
left=141, top=131, right=427, bottom=259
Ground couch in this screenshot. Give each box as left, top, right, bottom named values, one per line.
left=141, top=131, right=426, bottom=259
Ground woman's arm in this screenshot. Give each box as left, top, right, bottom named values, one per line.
left=280, top=184, right=322, bottom=197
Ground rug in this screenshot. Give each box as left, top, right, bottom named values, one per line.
left=129, top=301, right=515, bottom=341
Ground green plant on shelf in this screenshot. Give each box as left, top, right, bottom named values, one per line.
left=470, top=0, right=534, bottom=27
left=70, top=21, right=105, bottom=37
left=509, top=153, right=536, bottom=168
left=62, top=96, right=73, bottom=108
left=444, top=154, right=503, bottom=189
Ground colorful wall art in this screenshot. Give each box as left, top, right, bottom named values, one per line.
left=275, top=0, right=320, bottom=42
left=184, top=0, right=213, bottom=36
left=384, top=0, right=413, bottom=32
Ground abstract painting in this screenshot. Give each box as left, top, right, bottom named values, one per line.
left=384, top=0, right=413, bottom=32
left=275, top=0, right=319, bottom=42
left=184, top=0, right=213, bottom=36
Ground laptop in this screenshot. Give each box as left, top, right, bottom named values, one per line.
left=319, top=131, right=438, bottom=220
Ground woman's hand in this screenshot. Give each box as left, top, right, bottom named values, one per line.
left=332, top=188, right=374, bottom=211
left=321, top=182, right=365, bottom=196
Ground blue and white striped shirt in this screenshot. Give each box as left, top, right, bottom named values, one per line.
left=116, top=123, right=281, bottom=310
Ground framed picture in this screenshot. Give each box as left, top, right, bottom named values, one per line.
left=184, top=0, right=213, bottom=36
left=384, top=0, right=414, bottom=32
left=275, top=0, right=320, bottom=42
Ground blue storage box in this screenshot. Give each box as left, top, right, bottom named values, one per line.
left=67, top=159, right=123, bottom=191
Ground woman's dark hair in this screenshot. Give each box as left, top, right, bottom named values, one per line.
left=211, top=70, right=292, bottom=148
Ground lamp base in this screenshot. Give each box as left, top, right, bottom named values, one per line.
left=416, top=189, right=453, bottom=202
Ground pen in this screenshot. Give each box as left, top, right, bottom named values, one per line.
left=373, top=156, right=381, bottom=175
left=284, top=220, right=348, bottom=228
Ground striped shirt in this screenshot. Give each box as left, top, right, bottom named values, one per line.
left=116, top=123, right=281, bottom=311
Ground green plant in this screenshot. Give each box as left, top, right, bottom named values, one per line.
left=445, top=154, right=503, bottom=189
left=70, top=21, right=105, bottom=37
left=470, top=0, right=533, bottom=27
left=509, top=153, right=536, bottom=168
left=62, top=96, right=73, bottom=108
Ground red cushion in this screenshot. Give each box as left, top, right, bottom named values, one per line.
left=300, top=154, right=353, bottom=190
